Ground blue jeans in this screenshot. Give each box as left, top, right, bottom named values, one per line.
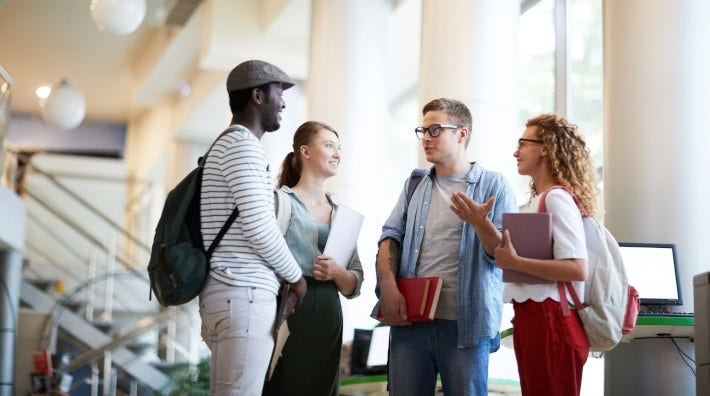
left=388, top=319, right=498, bottom=396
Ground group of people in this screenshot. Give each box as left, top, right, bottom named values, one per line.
left=196, top=59, right=599, bottom=396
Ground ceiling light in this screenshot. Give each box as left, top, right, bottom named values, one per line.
left=35, top=85, right=51, bottom=100
left=39, top=79, right=86, bottom=131
left=90, top=0, right=147, bottom=35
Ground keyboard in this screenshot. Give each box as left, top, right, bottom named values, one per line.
left=637, top=311, right=694, bottom=318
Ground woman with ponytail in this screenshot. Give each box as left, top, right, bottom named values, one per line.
left=263, top=121, right=363, bottom=396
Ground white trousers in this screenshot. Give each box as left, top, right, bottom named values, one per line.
left=199, top=275, right=276, bottom=396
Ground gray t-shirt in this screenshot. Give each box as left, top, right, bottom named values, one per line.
left=416, top=170, right=468, bottom=320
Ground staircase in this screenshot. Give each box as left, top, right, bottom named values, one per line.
left=11, top=151, right=204, bottom=395
left=20, top=279, right=169, bottom=391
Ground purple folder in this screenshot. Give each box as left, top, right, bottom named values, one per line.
left=501, top=213, right=554, bottom=284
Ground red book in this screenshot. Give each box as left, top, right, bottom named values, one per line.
left=378, top=277, right=443, bottom=322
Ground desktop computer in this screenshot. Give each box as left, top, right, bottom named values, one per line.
left=605, top=243, right=696, bottom=395
left=349, top=326, right=390, bottom=377
left=694, top=271, right=709, bottom=396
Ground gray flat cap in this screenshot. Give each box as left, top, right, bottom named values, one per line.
left=226, top=60, right=294, bottom=92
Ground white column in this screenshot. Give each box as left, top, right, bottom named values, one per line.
left=419, top=0, right=520, bottom=187
left=604, top=0, right=710, bottom=313
left=0, top=249, right=22, bottom=396
left=418, top=0, right=522, bottom=385
left=308, top=0, right=391, bottom=340
left=603, top=1, right=710, bottom=394
left=308, top=0, right=390, bottom=199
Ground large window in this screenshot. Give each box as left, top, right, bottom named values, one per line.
left=519, top=0, right=556, bottom=124
left=517, top=2, right=605, bottom=395
left=568, top=0, right=603, bottom=168
left=519, top=0, right=604, bottom=170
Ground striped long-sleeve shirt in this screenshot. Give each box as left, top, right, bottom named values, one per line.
left=200, top=125, right=302, bottom=294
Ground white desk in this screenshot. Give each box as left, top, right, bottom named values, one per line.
left=607, top=315, right=695, bottom=395
left=503, top=315, right=695, bottom=347
left=339, top=375, right=521, bottom=396
left=621, top=315, right=694, bottom=341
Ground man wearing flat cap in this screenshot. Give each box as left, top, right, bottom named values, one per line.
left=198, top=59, right=307, bottom=395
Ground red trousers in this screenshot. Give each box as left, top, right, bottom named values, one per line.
left=512, top=298, right=589, bottom=396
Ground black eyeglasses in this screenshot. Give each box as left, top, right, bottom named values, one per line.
left=517, top=138, right=544, bottom=150
left=414, top=124, right=462, bottom=139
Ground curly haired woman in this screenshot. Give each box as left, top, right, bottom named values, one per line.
left=494, top=114, right=600, bottom=396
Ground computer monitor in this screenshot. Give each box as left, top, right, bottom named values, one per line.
left=365, top=325, right=390, bottom=368
left=618, top=242, right=683, bottom=306
left=349, top=326, right=389, bottom=376
left=349, top=329, right=372, bottom=376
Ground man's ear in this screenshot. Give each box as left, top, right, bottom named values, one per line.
left=459, top=127, right=469, bottom=144
left=251, top=88, right=263, bottom=105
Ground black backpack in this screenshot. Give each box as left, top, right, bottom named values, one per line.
left=148, top=129, right=239, bottom=307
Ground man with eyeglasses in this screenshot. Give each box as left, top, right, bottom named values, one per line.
left=374, top=98, right=517, bottom=395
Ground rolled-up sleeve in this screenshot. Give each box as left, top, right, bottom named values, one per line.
left=344, top=248, right=364, bottom=298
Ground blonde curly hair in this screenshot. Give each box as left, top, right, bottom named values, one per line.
left=526, top=114, right=600, bottom=218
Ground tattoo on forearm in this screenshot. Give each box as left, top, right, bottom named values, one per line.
left=388, top=240, right=401, bottom=275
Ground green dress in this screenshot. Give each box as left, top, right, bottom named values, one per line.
left=263, top=275, right=343, bottom=396
left=263, top=196, right=344, bottom=396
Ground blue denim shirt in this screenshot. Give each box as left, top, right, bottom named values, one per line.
left=375, top=163, right=517, bottom=348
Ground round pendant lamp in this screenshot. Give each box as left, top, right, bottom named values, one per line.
left=40, top=79, right=86, bottom=131
left=90, top=0, right=147, bottom=35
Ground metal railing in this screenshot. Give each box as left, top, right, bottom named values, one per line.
left=13, top=152, right=200, bottom=394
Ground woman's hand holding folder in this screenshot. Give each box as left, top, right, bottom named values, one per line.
left=494, top=229, right=518, bottom=270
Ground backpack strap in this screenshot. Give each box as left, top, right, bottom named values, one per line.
left=406, top=169, right=427, bottom=203
left=538, top=185, right=587, bottom=314
left=537, top=185, right=588, bottom=217
left=402, top=168, right=426, bottom=225
left=207, top=187, right=292, bottom=260
left=557, top=281, right=585, bottom=317
left=206, top=206, right=239, bottom=260
left=198, top=125, right=244, bottom=167
left=274, top=188, right=292, bottom=235
left=202, top=126, right=254, bottom=260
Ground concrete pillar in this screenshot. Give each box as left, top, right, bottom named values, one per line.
left=695, top=272, right=710, bottom=395
left=417, top=0, right=522, bottom=385
left=0, top=185, right=24, bottom=396
left=419, top=0, right=520, bottom=186
left=603, top=1, right=710, bottom=394
left=307, top=0, right=391, bottom=339
left=308, top=0, right=390, bottom=200
left=0, top=250, right=22, bottom=396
